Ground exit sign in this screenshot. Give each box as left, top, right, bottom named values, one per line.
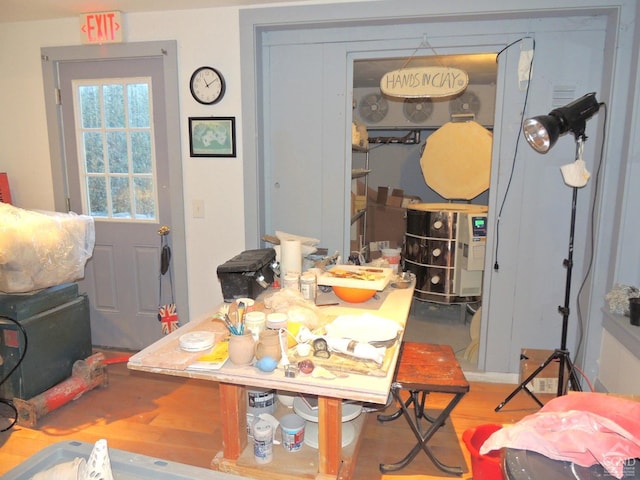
left=80, top=11, right=123, bottom=44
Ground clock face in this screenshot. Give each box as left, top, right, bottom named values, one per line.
left=190, top=67, right=225, bottom=105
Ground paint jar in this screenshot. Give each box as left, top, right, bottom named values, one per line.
left=266, top=312, right=289, bottom=350
left=253, top=419, right=273, bottom=464
left=300, top=272, right=317, bottom=302
left=245, top=311, right=266, bottom=341
left=280, top=413, right=305, bottom=452
left=283, top=272, right=300, bottom=291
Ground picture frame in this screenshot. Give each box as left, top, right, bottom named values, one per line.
left=188, top=117, right=236, bottom=157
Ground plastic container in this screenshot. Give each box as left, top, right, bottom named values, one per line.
left=253, top=419, right=273, bottom=464
left=244, top=311, right=266, bottom=341
left=247, top=388, right=277, bottom=415
left=462, top=423, right=504, bottom=480
left=280, top=413, right=305, bottom=452
left=3, top=440, right=245, bottom=479
left=381, top=248, right=401, bottom=273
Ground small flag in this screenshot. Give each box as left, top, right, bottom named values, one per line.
left=158, top=303, right=179, bottom=334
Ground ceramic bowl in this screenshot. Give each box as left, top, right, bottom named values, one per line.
left=332, top=285, right=376, bottom=303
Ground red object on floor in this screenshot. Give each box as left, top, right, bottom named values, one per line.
left=462, top=423, right=504, bottom=480
left=0, top=173, right=12, bottom=204
left=102, top=355, right=132, bottom=365
left=14, top=353, right=108, bottom=427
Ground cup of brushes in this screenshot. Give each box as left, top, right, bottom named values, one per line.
left=223, top=301, right=255, bottom=366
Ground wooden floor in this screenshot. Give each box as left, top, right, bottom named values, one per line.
left=0, top=350, right=543, bottom=479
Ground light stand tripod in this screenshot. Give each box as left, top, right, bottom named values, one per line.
left=495, top=140, right=586, bottom=412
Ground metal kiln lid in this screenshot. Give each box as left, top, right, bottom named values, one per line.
left=420, top=120, right=492, bottom=200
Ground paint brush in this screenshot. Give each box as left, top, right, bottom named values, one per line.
left=237, top=301, right=245, bottom=335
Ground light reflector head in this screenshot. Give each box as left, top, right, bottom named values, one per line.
left=523, top=92, right=600, bottom=154
left=523, top=115, right=561, bottom=153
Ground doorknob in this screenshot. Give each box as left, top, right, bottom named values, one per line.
left=158, top=225, right=171, bottom=236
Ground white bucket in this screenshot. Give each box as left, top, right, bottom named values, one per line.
left=280, top=413, right=305, bottom=452
left=248, top=388, right=276, bottom=415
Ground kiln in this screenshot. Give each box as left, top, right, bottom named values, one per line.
left=403, top=120, right=491, bottom=303
left=0, top=283, right=92, bottom=400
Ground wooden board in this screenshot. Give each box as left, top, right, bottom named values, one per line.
left=316, top=265, right=393, bottom=290
left=130, top=317, right=229, bottom=370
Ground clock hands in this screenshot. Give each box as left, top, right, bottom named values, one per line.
left=202, top=76, right=220, bottom=88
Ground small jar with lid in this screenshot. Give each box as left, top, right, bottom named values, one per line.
left=283, top=272, right=300, bottom=291
left=300, top=272, right=317, bottom=302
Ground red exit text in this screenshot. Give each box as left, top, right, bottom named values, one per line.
left=80, top=11, right=122, bottom=44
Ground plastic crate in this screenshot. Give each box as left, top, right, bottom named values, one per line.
left=3, top=440, right=248, bottom=479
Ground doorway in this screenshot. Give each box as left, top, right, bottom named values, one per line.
left=352, top=53, right=497, bottom=369
left=41, top=41, right=188, bottom=350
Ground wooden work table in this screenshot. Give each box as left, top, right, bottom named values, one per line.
left=128, top=280, right=414, bottom=479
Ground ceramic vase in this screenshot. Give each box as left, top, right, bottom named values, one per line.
left=228, top=333, right=255, bottom=365
left=255, top=329, right=283, bottom=362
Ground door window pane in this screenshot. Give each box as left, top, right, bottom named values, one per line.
left=83, top=132, right=104, bottom=173
left=131, top=131, right=152, bottom=173
left=128, top=84, right=150, bottom=128
left=110, top=176, right=131, bottom=217
left=104, top=84, right=125, bottom=128
left=73, top=78, right=157, bottom=221
left=87, top=176, right=107, bottom=217
left=78, top=86, right=101, bottom=128
left=134, top=177, right=155, bottom=218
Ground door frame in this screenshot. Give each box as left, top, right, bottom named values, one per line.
left=41, top=40, right=189, bottom=324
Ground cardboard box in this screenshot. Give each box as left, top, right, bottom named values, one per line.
left=520, top=348, right=568, bottom=394
left=375, top=186, right=405, bottom=207
left=366, top=204, right=406, bottom=247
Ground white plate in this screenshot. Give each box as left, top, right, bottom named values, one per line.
left=324, top=314, right=402, bottom=343
left=179, top=331, right=215, bottom=352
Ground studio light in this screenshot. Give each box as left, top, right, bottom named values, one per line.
left=496, top=91, right=602, bottom=411
left=523, top=92, right=600, bottom=153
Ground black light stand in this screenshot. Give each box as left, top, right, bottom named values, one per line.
left=495, top=181, right=583, bottom=411
left=494, top=92, right=599, bottom=412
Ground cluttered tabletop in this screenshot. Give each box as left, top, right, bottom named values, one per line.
left=128, top=262, right=416, bottom=405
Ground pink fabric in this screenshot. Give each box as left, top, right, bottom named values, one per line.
left=480, top=393, right=640, bottom=479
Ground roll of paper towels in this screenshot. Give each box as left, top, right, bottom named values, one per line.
left=281, top=239, right=302, bottom=278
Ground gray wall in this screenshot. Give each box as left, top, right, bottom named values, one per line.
left=240, top=1, right=639, bottom=377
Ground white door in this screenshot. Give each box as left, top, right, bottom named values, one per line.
left=43, top=45, right=186, bottom=350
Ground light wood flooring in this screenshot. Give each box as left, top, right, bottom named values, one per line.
left=0, top=350, right=544, bottom=479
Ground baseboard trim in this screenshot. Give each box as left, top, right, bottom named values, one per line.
left=463, top=370, right=519, bottom=384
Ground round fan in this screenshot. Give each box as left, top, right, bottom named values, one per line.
left=358, top=93, right=389, bottom=124
left=403, top=98, right=434, bottom=123
left=449, top=90, right=481, bottom=117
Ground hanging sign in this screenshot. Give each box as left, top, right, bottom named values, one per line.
left=380, top=66, right=469, bottom=98
left=79, top=11, right=123, bottom=44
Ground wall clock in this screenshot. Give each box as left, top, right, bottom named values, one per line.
left=189, top=66, right=225, bottom=105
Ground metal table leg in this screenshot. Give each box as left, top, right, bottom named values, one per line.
left=379, top=385, right=466, bottom=475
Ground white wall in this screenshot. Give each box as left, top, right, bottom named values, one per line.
left=0, top=7, right=246, bottom=317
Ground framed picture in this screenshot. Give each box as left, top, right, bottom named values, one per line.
left=188, top=117, right=236, bottom=157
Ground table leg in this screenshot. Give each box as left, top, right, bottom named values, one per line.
left=318, top=396, right=342, bottom=476
left=219, top=383, right=247, bottom=460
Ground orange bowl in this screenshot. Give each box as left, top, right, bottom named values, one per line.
left=332, top=285, right=376, bottom=303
